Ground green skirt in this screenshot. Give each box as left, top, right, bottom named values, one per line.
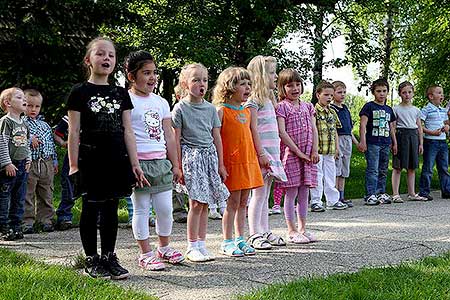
left=135, top=159, right=173, bottom=194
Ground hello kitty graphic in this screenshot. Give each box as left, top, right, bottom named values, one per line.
left=144, top=110, right=161, bottom=141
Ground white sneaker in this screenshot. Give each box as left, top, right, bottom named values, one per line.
left=198, top=247, right=215, bottom=261
left=186, top=248, right=208, bottom=262
left=208, top=210, right=222, bottom=220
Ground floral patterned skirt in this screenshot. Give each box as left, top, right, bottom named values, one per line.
left=181, top=144, right=229, bottom=207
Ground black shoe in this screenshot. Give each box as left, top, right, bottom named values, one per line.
left=420, top=194, right=433, bottom=201
left=442, top=193, right=450, bottom=199
left=101, top=252, right=129, bottom=280
left=13, top=229, right=24, bottom=240
left=55, top=221, right=72, bottom=231
left=85, top=255, right=110, bottom=279
left=340, top=199, right=354, bottom=208
left=23, top=225, right=34, bottom=234
left=42, top=223, right=54, bottom=232
left=0, top=228, right=15, bottom=241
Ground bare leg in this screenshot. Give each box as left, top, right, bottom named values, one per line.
left=235, top=189, right=250, bottom=238
left=407, top=169, right=416, bottom=196
left=198, top=204, right=208, bottom=240
left=392, top=168, right=401, bottom=196
left=187, top=199, right=203, bottom=243
left=222, top=191, right=240, bottom=240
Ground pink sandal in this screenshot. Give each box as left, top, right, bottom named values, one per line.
left=287, top=232, right=310, bottom=244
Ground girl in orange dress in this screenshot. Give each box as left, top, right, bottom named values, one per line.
left=212, top=67, right=264, bottom=257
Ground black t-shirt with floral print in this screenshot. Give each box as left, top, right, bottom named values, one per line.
left=66, top=82, right=135, bottom=200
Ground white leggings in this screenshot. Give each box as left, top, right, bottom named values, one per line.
left=248, top=176, right=272, bottom=235
left=131, top=190, right=173, bottom=240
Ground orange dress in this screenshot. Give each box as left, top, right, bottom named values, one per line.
left=221, top=105, right=264, bottom=192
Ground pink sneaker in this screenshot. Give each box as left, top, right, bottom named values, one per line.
left=138, top=252, right=165, bottom=271
left=157, top=247, right=185, bottom=264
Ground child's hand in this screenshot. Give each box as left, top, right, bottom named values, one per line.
left=297, top=151, right=311, bottom=162
left=219, top=164, right=228, bottom=182
left=443, top=125, right=450, bottom=133
left=5, top=163, right=17, bottom=177
left=133, top=165, right=150, bottom=188
left=357, top=142, right=367, bottom=152
left=391, top=143, right=398, bottom=155
left=54, top=165, right=59, bottom=175
left=431, top=129, right=442, bottom=136
left=311, top=151, right=320, bottom=164
left=419, top=144, right=423, bottom=155
left=69, top=166, right=79, bottom=175
left=258, top=154, right=271, bottom=169
left=334, top=149, right=340, bottom=160
left=31, top=135, right=42, bottom=149
left=25, top=161, right=31, bottom=173
left=172, top=167, right=182, bottom=184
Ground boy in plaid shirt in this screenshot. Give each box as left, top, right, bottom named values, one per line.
left=22, top=89, right=58, bottom=233
left=310, top=81, right=348, bottom=212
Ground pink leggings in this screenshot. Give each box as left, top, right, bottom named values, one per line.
left=284, top=186, right=309, bottom=220
left=273, top=183, right=285, bottom=207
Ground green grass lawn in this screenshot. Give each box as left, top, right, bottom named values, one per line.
left=238, top=252, right=450, bottom=300
left=0, top=248, right=155, bottom=300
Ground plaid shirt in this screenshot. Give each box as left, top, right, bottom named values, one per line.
left=315, top=103, right=342, bottom=155
left=25, top=116, right=58, bottom=165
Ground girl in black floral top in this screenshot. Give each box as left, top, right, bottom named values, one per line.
left=67, top=37, right=146, bottom=280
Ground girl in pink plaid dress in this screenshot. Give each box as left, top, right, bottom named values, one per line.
left=275, top=69, right=319, bottom=244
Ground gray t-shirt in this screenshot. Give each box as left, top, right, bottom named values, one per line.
left=393, top=104, right=420, bottom=129
left=0, top=115, right=31, bottom=168
left=172, top=99, right=221, bottom=148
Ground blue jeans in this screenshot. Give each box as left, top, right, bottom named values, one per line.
left=0, top=160, right=28, bottom=230
left=364, top=144, right=390, bottom=196
left=56, top=154, right=74, bottom=223
left=419, top=139, right=450, bottom=196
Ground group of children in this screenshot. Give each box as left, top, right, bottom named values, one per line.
left=1, top=36, right=449, bottom=280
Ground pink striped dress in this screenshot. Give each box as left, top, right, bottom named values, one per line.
left=275, top=99, right=318, bottom=188
left=245, top=99, right=287, bottom=182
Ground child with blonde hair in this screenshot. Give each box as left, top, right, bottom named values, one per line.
left=172, top=63, right=230, bottom=262
left=244, top=56, right=287, bottom=249
left=276, top=69, right=319, bottom=244
left=213, top=67, right=264, bottom=256
left=0, top=87, right=30, bottom=241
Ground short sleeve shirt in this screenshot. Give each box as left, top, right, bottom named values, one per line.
left=129, top=92, right=171, bottom=157
left=420, top=102, right=448, bottom=140
left=66, top=82, right=133, bottom=145
left=172, top=99, right=221, bottom=148
left=359, top=101, right=396, bottom=145
left=315, top=103, right=342, bottom=155
left=393, top=105, right=420, bottom=129
left=0, top=115, right=30, bottom=167
left=330, top=103, right=353, bottom=136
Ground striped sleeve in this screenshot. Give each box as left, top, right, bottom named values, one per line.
left=0, top=118, right=12, bottom=168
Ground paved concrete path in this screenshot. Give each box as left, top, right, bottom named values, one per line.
left=2, top=191, right=450, bottom=299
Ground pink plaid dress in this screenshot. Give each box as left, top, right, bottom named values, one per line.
left=276, top=99, right=318, bottom=188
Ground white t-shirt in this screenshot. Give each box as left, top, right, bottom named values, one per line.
left=129, top=91, right=171, bottom=159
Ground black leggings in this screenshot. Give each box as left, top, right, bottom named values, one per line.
left=79, top=197, right=119, bottom=256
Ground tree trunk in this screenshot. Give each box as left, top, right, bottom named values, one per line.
left=159, top=68, right=176, bottom=108
left=311, top=6, right=326, bottom=105
left=381, top=3, right=394, bottom=80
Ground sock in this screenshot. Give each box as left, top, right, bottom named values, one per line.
left=198, top=240, right=206, bottom=249
left=339, top=190, right=344, bottom=201
left=158, top=245, right=169, bottom=254
left=235, top=236, right=244, bottom=242
left=140, top=251, right=153, bottom=259
left=188, top=240, right=198, bottom=249
left=223, top=239, right=233, bottom=245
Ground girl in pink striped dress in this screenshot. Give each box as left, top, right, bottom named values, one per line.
left=245, top=56, right=288, bottom=250
left=275, top=68, right=319, bottom=244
